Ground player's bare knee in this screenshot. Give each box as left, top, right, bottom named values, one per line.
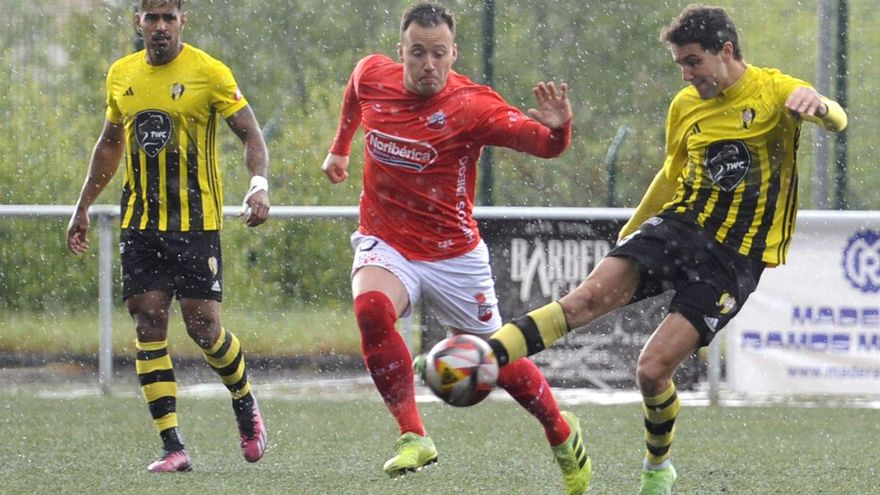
left=186, top=322, right=221, bottom=349
left=636, top=357, right=674, bottom=395
left=130, top=309, right=169, bottom=341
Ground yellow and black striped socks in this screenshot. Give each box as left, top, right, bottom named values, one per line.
left=488, top=302, right=569, bottom=365
left=202, top=327, right=252, bottom=403
left=136, top=339, right=184, bottom=452
left=642, top=382, right=680, bottom=467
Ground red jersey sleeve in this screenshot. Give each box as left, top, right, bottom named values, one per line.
left=329, top=56, right=376, bottom=156
left=468, top=91, right=572, bottom=158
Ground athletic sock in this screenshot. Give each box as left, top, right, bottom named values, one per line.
left=488, top=302, right=569, bottom=365
left=497, top=357, right=570, bottom=446
left=136, top=339, right=183, bottom=451
left=202, top=327, right=253, bottom=400
left=355, top=291, right=425, bottom=437
left=643, top=381, right=680, bottom=466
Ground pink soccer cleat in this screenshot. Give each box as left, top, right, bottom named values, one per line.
left=146, top=449, right=192, bottom=473
left=236, top=396, right=267, bottom=462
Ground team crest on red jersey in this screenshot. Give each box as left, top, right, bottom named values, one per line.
left=365, top=130, right=438, bottom=171
left=426, top=110, right=447, bottom=130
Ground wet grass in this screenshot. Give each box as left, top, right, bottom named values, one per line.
left=1, top=387, right=878, bottom=495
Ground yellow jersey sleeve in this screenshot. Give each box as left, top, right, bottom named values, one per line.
left=208, top=60, right=248, bottom=118
left=105, top=62, right=122, bottom=124
left=802, top=96, right=848, bottom=132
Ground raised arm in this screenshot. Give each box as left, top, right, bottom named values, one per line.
left=526, top=81, right=573, bottom=130
left=475, top=80, right=573, bottom=158
left=226, top=105, right=270, bottom=227
left=67, top=120, right=125, bottom=254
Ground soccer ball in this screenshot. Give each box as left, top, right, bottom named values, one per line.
left=424, top=334, right=499, bottom=407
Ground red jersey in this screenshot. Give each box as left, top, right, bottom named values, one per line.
left=331, top=54, right=571, bottom=261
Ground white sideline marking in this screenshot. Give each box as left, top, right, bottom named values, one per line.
left=27, top=378, right=880, bottom=409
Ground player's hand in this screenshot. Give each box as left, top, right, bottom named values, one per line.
left=527, top=81, right=572, bottom=129
left=240, top=190, right=270, bottom=227
left=322, top=153, right=350, bottom=184
left=66, top=209, right=90, bottom=254
left=786, top=86, right=827, bottom=117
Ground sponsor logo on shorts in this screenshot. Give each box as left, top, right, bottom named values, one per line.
left=135, top=110, right=172, bottom=158
left=842, top=230, right=880, bottom=293
left=365, top=130, right=438, bottom=171
left=207, top=256, right=218, bottom=276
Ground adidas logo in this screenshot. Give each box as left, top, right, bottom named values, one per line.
left=703, top=316, right=719, bottom=333
left=211, top=280, right=221, bottom=292
left=123, top=87, right=134, bottom=96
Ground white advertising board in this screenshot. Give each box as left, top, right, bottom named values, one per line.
left=726, top=212, right=880, bottom=395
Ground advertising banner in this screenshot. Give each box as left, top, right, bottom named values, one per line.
left=726, top=213, right=880, bottom=395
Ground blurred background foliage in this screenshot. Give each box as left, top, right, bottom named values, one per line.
left=1, top=0, right=877, bottom=312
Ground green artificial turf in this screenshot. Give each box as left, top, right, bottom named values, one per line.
left=2, top=380, right=878, bottom=495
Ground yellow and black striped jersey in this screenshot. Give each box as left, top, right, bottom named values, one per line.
left=660, top=65, right=810, bottom=265
left=105, top=43, right=248, bottom=231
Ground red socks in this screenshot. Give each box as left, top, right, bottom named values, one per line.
left=355, top=291, right=566, bottom=444
left=497, top=358, right=570, bottom=446
left=354, top=291, right=425, bottom=437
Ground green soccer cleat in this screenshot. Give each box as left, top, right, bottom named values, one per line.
left=639, top=464, right=677, bottom=495
left=383, top=432, right=438, bottom=477
left=552, top=411, right=592, bottom=495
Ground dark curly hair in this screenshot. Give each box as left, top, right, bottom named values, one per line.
left=660, top=4, right=742, bottom=60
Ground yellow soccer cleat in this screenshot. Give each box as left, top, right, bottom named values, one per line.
left=552, top=411, right=592, bottom=495
left=382, top=432, right=438, bottom=477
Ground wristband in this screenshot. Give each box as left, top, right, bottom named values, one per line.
left=249, top=175, right=268, bottom=193
left=241, top=175, right=268, bottom=213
